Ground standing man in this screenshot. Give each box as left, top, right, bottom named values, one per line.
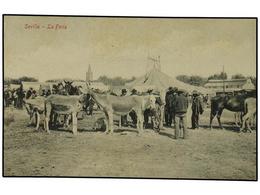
left=165, top=87, right=178, bottom=127
left=165, top=87, right=172, bottom=126
left=165, top=87, right=177, bottom=127
left=16, top=83, right=24, bottom=109
left=173, top=90, right=189, bottom=139
left=25, top=87, right=33, bottom=99
left=191, top=90, right=204, bottom=129
left=120, top=89, right=128, bottom=127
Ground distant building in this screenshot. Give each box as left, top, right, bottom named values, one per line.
left=204, top=78, right=255, bottom=93
left=86, top=64, right=93, bottom=82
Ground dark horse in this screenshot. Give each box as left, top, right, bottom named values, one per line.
left=64, top=81, right=82, bottom=95
left=210, top=92, right=255, bottom=129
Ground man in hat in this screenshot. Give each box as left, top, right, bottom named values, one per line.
left=131, top=88, right=138, bottom=96
left=191, top=90, right=204, bottom=129
left=16, top=83, right=25, bottom=109
left=25, top=87, right=33, bottom=99
left=173, top=89, right=189, bottom=139
left=165, top=87, right=178, bottom=127
left=120, top=89, right=128, bottom=126
left=165, top=87, right=173, bottom=126
left=147, top=89, right=153, bottom=95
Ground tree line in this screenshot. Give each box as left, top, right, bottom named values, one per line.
left=96, top=75, right=136, bottom=86
left=176, top=72, right=256, bottom=87
left=4, top=76, right=38, bottom=85
left=4, top=73, right=256, bottom=88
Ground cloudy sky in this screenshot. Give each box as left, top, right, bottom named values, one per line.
left=4, top=16, right=256, bottom=81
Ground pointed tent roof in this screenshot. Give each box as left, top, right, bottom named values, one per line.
left=126, top=68, right=213, bottom=94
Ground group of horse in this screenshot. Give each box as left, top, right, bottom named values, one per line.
left=23, top=82, right=160, bottom=134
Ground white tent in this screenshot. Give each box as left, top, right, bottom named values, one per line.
left=126, top=68, right=213, bottom=94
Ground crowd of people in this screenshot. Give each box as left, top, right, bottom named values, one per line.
left=116, top=87, right=206, bottom=139
left=3, top=84, right=52, bottom=108
left=164, top=87, right=205, bottom=139
left=4, top=82, right=208, bottom=139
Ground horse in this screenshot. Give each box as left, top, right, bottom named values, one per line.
left=86, top=88, right=157, bottom=134
left=209, top=94, right=253, bottom=129
left=240, top=97, right=256, bottom=132
left=44, top=94, right=87, bottom=134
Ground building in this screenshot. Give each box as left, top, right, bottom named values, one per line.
left=86, top=64, right=93, bottom=82
left=204, top=78, right=255, bottom=94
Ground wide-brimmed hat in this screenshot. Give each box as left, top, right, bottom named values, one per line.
left=131, top=89, right=137, bottom=93
left=121, top=89, right=127, bottom=93
left=147, top=89, right=153, bottom=93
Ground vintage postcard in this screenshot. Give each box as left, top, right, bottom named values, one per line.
left=3, top=15, right=257, bottom=180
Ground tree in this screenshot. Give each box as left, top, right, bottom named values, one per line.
left=176, top=75, right=207, bottom=86
left=4, top=76, right=38, bottom=85
left=208, top=71, right=227, bottom=80
left=97, top=75, right=136, bottom=86
left=231, top=74, right=246, bottom=79
left=18, top=76, right=38, bottom=82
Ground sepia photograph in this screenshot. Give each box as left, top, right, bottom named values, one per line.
left=3, top=15, right=257, bottom=180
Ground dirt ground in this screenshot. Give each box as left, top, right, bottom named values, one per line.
left=3, top=107, right=256, bottom=180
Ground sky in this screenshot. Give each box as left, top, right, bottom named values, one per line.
left=4, top=16, right=256, bottom=81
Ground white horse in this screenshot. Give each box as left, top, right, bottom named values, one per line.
left=87, top=89, right=156, bottom=134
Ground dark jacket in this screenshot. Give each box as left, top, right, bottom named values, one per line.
left=165, top=91, right=173, bottom=107
left=173, top=94, right=189, bottom=114
left=192, top=96, right=204, bottom=115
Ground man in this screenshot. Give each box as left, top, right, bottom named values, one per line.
left=42, top=89, right=47, bottom=97
left=191, top=90, right=204, bottom=129
left=165, top=87, right=178, bottom=127
left=31, top=90, right=38, bottom=99
left=129, top=89, right=138, bottom=126
left=165, top=87, right=173, bottom=126
left=173, top=90, right=189, bottom=139
left=16, top=84, right=25, bottom=109
left=46, top=89, right=52, bottom=97
left=4, top=89, right=12, bottom=107
left=26, top=87, right=33, bottom=99
left=120, top=89, right=128, bottom=126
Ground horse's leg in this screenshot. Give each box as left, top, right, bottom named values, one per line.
left=159, top=106, right=164, bottom=130
left=29, top=111, right=34, bottom=125
left=209, top=111, right=216, bottom=130
left=137, top=109, right=144, bottom=134
left=72, top=112, right=77, bottom=134
left=119, top=116, right=122, bottom=128
left=240, top=113, right=248, bottom=133
left=104, top=111, right=110, bottom=134
left=246, top=113, right=253, bottom=133
left=44, top=103, right=51, bottom=133
left=234, top=113, right=240, bottom=127
left=246, top=119, right=252, bottom=133
left=35, top=111, right=40, bottom=131
left=217, top=109, right=224, bottom=129
left=108, top=111, right=114, bottom=134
